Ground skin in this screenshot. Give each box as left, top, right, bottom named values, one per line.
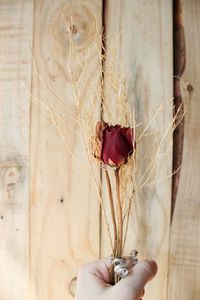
left=75, top=259, right=158, bottom=300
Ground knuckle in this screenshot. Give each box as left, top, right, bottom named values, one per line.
left=140, top=260, right=158, bottom=275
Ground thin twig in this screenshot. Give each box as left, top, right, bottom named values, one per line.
left=105, top=169, right=118, bottom=257
left=115, top=168, right=123, bottom=257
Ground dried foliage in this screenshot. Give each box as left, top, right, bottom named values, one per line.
left=26, top=19, right=189, bottom=266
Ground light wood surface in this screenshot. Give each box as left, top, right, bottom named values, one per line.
left=0, top=0, right=34, bottom=299
left=30, top=1, right=102, bottom=299
left=168, top=1, right=200, bottom=299
left=0, top=1, right=200, bottom=300
left=102, top=1, right=173, bottom=300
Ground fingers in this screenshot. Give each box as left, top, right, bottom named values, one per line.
left=76, top=259, right=158, bottom=300
left=132, top=260, right=158, bottom=285
left=115, top=260, right=157, bottom=299
left=78, top=259, right=111, bottom=285
left=75, top=260, right=111, bottom=299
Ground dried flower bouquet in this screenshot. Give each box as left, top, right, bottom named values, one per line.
left=29, top=22, right=188, bottom=286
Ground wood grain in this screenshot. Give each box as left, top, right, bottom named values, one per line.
left=171, top=0, right=186, bottom=221
left=102, top=1, right=173, bottom=299
left=1, top=1, right=200, bottom=299
left=30, top=1, right=102, bottom=299
left=0, top=0, right=34, bottom=299
left=168, top=1, right=200, bottom=299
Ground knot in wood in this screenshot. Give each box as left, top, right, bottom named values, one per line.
left=53, top=4, right=97, bottom=52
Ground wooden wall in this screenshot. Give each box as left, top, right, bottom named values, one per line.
left=0, top=1, right=199, bottom=300
left=168, top=1, right=200, bottom=299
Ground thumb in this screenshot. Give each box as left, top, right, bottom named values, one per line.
left=115, top=260, right=157, bottom=299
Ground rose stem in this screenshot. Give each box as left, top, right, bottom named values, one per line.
left=115, top=168, right=123, bottom=258
left=105, top=169, right=118, bottom=257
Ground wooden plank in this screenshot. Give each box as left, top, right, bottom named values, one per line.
left=168, top=1, right=200, bottom=299
left=30, top=1, right=102, bottom=299
left=102, top=1, right=173, bottom=299
left=0, top=0, right=34, bottom=299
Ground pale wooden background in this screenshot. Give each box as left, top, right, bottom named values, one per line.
left=0, top=1, right=199, bottom=300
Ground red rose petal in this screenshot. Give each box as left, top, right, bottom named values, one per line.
left=98, top=122, right=135, bottom=167
left=123, top=128, right=134, bottom=149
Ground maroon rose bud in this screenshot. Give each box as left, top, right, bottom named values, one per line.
left=93, top=120, right=134, bottom=167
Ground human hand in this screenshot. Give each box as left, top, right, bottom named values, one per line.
left=75, top=259, right=157, bottom=300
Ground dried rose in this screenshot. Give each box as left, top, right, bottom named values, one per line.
left=93, top=120, right=134, bottom=167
